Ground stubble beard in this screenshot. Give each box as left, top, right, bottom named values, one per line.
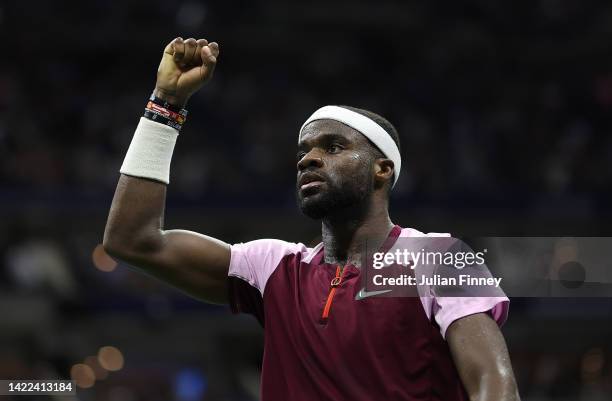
left=297, top=172, right=373, bottom=220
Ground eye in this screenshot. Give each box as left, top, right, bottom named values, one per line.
left=327, top=144, right=343, bottom=154
left=296, top=151, right=307, bottom=162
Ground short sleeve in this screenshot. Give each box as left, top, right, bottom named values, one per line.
left=402, top=228, right=510, bottom=339
left=227, top=239, right=308, bottom=323
left=432, top=296, right=509, bottom=339
left=430, top=239, right=509, bottom=338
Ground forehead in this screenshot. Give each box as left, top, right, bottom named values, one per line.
left=298, top=119, right=366, bottom=146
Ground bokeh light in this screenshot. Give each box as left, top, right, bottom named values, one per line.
left=98, top=346, right=124, bottom=371
left=581, top=347, right=605, bottom=382
left=92, top=244, right=118, bottom=272
left=71, top=363, right=96, bottom=388
left=84, top=355, right=109, bottom=380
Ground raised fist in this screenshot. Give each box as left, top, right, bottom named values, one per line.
left=154, top=37, right=220, bottom=107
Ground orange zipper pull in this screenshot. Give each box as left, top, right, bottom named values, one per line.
left=321, top=266, right=343, bottom=321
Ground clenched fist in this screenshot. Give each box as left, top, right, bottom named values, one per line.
left=154, top=37, right=220, bottom=107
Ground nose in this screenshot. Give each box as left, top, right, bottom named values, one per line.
left=297, top=149, right=324, bottom=171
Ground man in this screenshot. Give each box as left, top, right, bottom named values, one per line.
left=104, top=36, right=520, bottom=401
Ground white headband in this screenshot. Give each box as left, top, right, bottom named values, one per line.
left=299, top=105, right=401, bottom=187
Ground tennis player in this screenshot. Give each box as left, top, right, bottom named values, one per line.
left=104, top=37, right=520, bottom=401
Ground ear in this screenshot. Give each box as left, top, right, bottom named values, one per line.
left=373, top=158, right=394, bottom=189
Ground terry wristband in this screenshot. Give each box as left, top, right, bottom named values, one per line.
left=119, top=117, right=179, bottom=184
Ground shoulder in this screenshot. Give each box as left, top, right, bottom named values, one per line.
left=230, top=238, right=317, bottom=268
left=230, top=238, right=314, bottom=256
left=399, top=227, right=451, bottom=238
left=229, top=238, right=318, bottom=294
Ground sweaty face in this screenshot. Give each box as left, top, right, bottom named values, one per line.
left=296, top=120, right=376, bottom=219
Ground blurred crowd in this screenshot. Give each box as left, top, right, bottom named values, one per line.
left=1, top=0, right=612, bottom=400
left=2, top=0, right=612, bottom=212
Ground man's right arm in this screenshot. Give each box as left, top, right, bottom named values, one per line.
left=103, top=37, right=229, bottom=304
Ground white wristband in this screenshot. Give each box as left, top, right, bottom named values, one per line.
left=120, top=117, right=179, bottom=184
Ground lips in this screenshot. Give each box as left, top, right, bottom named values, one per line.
left=298, top=172, right=326, bottom=191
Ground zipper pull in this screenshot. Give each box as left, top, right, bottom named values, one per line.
left=330, top=265, right=342, bottom=287
left=321, top=266, right=343, bottom=322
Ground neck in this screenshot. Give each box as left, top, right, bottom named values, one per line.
left=321, top=200, right=394, bottom=267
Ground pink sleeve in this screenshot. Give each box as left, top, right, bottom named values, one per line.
left=429, top=296, right=509, bottom=339
left=409, top=229, right=509, bottom=339
left=229, top=239, right=308, bottom=295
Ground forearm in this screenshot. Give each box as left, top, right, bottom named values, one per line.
left=104, top=92, right=183, bottom=257
left=472, top=372, right=520, bottom=401
left=103, top=174, right=167, bottom=259
left=447, top=313, right=521, bottom=401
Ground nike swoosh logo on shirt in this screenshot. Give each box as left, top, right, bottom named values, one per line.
left=355, top=288, right=393, bottom=300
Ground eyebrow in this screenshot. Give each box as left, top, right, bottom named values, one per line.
left=297, top=132, right=351, bottom=150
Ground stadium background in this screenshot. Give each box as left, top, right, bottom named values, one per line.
left=1, top=0, right=612, bottom=400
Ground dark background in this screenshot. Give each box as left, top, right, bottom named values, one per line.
left=1, top=0, right=611, bottom=400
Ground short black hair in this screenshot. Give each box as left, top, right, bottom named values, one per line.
left=338, top=105, right=400, bottom=193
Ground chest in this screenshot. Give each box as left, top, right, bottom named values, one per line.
left=263, top=260, right=436, bottom=350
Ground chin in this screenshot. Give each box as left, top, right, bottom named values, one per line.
left=298, top=194, right=330, bottom=220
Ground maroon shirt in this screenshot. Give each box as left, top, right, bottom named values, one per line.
left=228, top=225, right=509, bottom=401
